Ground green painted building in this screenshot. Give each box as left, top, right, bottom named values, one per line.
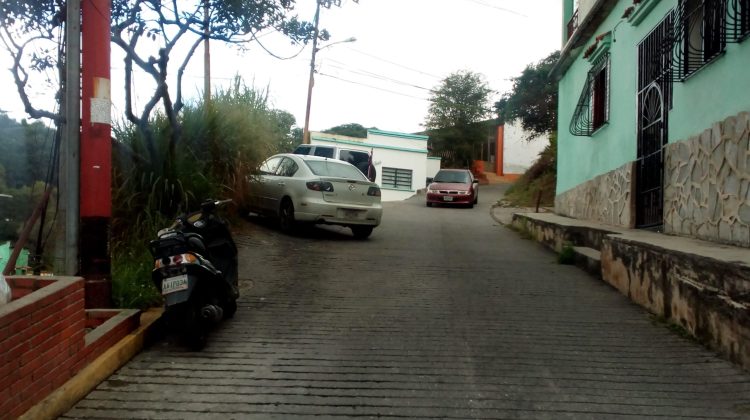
left=0, top=241, right=29, bottom=274
left=554, top=0, right=750, bottom=247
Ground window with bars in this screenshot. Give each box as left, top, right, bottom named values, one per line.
left=639, top=11, right=674, bottom=109
left=729, top=0, right=750, bottom=40
left=591, top=65, right=608, bottom=130
left=381, top=167, right=413, bottom=190
left=569, top=53, right=610, bottom=137
left=674, top=0, right=727, bottom=78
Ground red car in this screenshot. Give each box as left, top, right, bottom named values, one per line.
left=425, top=169, right=479, bottom=208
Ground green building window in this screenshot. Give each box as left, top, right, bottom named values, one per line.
left=569, top=54, right=610, bottom=137
left=591, top=64, right=609, bottom=130
left=675, top=0, right=727, bottom=78
left=729, top=0, right=750, bottom=41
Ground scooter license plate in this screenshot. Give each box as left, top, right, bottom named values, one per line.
left=162, top=274, right=189, bottom=295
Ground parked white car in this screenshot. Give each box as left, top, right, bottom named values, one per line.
left=247, top=154, right=383, bottom=239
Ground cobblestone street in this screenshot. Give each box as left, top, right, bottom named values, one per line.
left=64, top=185, right=750, bottom=419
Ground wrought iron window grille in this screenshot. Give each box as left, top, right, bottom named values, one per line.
left=728, top=0, right=750, bottom=41
left=639, top=12, right=676, bottom=108
left=569, top=53, right=610, bottom=137
left=567, top=9, right=580, bottom=40
left=673, top=0, right=727, bottom=79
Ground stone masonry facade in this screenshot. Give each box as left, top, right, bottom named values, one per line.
left=555, top=161, right=635, bottom=228
left=664, top=111, right=750, bottom=248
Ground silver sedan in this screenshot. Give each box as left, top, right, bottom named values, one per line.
left=247, top=153, right=383, bottom=239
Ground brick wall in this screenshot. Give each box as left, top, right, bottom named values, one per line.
left=0, top=277, right=86, bottom=419
left=7, top=278, right=56, bottom=301
left=81, top=309, right=140, bottom=367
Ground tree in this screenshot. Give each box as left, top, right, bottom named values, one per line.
left=495, top=50, right=560, bottom=138
left=495, top=51, right=561, bottom=208
left=0, top=112, right=54, bottom=188
left=1, top=0, right=331, bottom=227
left=424, top=71, right=493, bottom=167
left=1, top=1, right=329, bottom=141
left=110, top=0, right=325, bottom=170
left=0, top=1, right=65, bottom=122
left=323, top=123, right=371, bottom=138
left=269, top=109, right=302, bottom=152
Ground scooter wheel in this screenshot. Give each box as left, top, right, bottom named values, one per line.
left=223, top=299, right=237, bottom=319
left=185, top=329, right=207, bottom=350
left=183, top=306, right=208, bottom=350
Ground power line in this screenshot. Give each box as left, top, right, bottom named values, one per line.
left=463, top=0, right=528, bottom=17
left=250, top=31, right=308, bottom=60
left=343, top=47, right=443, bottom=79
left=318, top=72, right=429, bottom=101
left=323, top=60, right=433, bottom=91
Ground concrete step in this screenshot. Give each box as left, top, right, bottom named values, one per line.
left=573, top=246, right=602, bottom=279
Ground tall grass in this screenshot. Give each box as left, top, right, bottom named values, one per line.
left=111, top=79, right=293, bottom=308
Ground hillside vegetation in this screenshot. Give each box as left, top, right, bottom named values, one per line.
left=502, top=133, right=556, bottom=208
left=494, top=51, right=559, bottom=208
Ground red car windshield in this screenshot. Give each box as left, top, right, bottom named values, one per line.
left=433, top=171, right=471, bottom=183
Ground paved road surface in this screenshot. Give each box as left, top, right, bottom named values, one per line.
left=65, top=184, right=750, bottom=419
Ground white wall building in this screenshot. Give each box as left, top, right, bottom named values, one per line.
left=311, top=129, right=439, bottom=202
left=426, top=157, right=442, bottom=180
left=501, top=119, right=549, bottom=175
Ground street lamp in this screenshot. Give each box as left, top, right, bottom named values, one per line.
left=302, top=8, right=356, bottom=145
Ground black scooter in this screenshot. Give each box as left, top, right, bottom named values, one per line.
left=149, top=199, right=239, bottom=349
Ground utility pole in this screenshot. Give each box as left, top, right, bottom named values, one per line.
left=302, top=1, right=321, bottom=145
left=203, top=0, right=211, bottom=104
left=302, top=0, right=357, bottom=145
left=80, top=0, right=112, bottom=308
left=59, top=0, right=81, bottom=276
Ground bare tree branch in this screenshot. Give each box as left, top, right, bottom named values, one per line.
left=0, top=27, right=61, bottom=122
left=175, top=36, right=204, bottom=113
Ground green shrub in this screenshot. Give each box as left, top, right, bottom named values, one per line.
left=558, top=243, right=576, bottom=265
left=111, top=241, right=162, bottom=309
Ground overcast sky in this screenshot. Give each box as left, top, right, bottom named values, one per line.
left=0, top=0, right=562, bottom=135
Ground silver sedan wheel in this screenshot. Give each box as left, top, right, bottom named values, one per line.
left=279, top=199, right=296, bottom=234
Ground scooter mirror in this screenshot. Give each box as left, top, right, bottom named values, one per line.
left=200, top=199, right=216, bottom=213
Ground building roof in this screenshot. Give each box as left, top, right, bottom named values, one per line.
left=311, top=135, right=428, bottom=154
left=367, top=129, right=429, bottom=141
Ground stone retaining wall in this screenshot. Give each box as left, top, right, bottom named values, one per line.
left=513, top=212, right=750, bottom=370
left=602, top=237, right=750, bottom=369
left=555, top=161, right=635, bottom=228
left=664, top=111, right=750, bottom=248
